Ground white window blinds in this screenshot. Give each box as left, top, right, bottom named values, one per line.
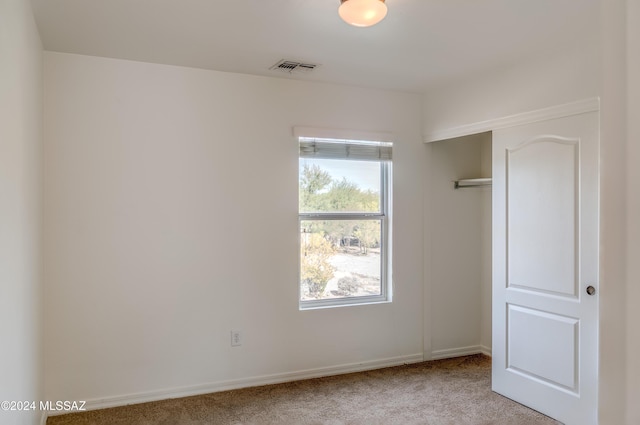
left=299, top=137, right=392, bottom=161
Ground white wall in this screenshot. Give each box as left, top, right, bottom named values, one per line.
left=599, top=0, right=629, bottom=423
left=43, top=52, right=425, bottom=405
left=427, top=133, right=491, bottom=358
left=0, top=1, right=43, bottom=424
left=626, top=0, right=640, bottom=423
left=423, top=45, right=601, bottom=138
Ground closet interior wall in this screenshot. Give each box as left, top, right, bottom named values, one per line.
left=429, top=132, right=492, bottom=358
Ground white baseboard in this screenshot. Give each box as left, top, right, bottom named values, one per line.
left=430, top=345, right=491, bottom=360
left=480, top=345, right=492, bottom=357
left=47, top=353, right=424, bottom=416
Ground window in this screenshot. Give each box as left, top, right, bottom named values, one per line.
left=298, top=137, right=392, bottom=309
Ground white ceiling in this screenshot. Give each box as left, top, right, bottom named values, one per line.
left=30, top=0, right=601, bottom=93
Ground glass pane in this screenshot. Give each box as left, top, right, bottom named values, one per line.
left=299, top=158, right=381, bottom=213
left=300, top=219, right=382, bottom=301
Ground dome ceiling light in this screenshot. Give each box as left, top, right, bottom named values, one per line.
left=338, top=0, right=388, bottom=28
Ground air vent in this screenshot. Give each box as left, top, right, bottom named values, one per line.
left=270, top=60, right=319, bottom=74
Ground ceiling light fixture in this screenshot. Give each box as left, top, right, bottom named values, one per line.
left=339, top=0, right=387, bottom=28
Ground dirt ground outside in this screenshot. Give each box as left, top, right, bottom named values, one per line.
left=321, top=247, right=381, bottom=299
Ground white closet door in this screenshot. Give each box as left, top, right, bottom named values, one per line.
left=492, top=111, right=599, bottom=425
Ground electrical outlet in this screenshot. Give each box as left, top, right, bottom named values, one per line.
left=230, top=330, right=242, bottom=347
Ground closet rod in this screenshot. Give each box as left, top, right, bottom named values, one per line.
left=454, top=178, right=492, bottom=189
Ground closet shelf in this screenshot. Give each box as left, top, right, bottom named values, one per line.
left=454, top=178, right=492, bottom=189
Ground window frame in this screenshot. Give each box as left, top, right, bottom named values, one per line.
left=298, top=138, right=392, bottom=310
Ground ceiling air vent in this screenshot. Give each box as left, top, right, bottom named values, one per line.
left=270, top=60, right=319, bottom=74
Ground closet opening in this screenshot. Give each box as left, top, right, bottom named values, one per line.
left=429, top=131, right=492, bottom=360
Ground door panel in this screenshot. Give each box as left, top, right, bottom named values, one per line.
left=508, top=305, right=578, bottom=391
left=492, top=112, right=598, bottom=425
left=507, top=138, right=578, bottom=296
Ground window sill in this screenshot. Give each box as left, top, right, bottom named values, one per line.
left=299, top=295, right=391, bottom=311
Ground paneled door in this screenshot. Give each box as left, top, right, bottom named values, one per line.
left=492, top=111, right=599, bottom=425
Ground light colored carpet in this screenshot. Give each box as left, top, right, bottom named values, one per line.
left=47, top=354, right=562, bottom=425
